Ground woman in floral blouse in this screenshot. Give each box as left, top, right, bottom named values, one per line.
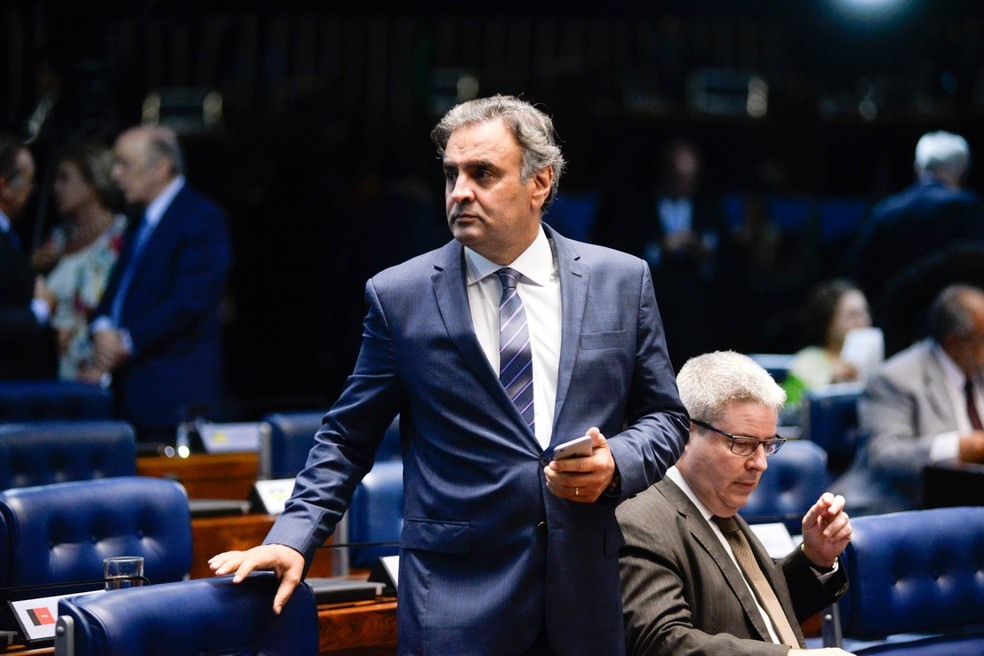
left=35, top=140, right=126, bottom=380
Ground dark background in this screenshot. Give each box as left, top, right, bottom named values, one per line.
left=4, top=0, right=983, bottom=414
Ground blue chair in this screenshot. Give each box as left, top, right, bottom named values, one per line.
left=0, top=380, right=113, bottom=421
left=348, top=460, right=404, bottom=567
left=260, top=411, right=402, bottom=479
left=801, top=383, right=863, bottom=475
left=0, top=420, right=136, bottom=490
left=746, top=353, right=795, bottom=384
left=55, top=572, right=318, bottom=656
left=822, top=507, right=984, bottom=654
left=742, top=439, right=829, bottom=533
left=260, top=411, right=404, bottom=570
left=0, top=477, right=191, bottom=589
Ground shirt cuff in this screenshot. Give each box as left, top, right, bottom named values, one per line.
left=31, top=298, right=50, bottom=325
left=930, top=431, right=960, bottom=462
left=91, top=315, right=115, bottom=333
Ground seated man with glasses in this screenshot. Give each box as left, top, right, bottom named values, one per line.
left=617, top=350, right=854, bottom=656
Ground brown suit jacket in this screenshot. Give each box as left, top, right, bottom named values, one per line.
left=617, top=477, right=848, bottom=655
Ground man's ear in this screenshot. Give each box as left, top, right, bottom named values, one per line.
left=529, top=167, right=553, bottom=210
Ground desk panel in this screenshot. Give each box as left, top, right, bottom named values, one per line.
left=923, top=460, right=984, bottom=508
left=318, top=598, right=398, bottom=655
left=137, top=452, right=258, bottom=500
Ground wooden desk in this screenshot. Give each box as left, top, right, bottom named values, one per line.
left=8, top=597, right=397, bottom=656
left=136, top=452, right=258, bottom=500
left=923, top=460, right=984, bottom=508
left=317, top=597, right=398, bottom=655
left=189, top=513, right=335, bottom=579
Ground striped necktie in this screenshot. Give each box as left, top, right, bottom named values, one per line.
left=712, top=515, right=801, bottom=647
left=496, top=268, right=534, bottom=431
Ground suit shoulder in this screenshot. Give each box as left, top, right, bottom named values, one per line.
left=617, top=480, right=673, bottom=523
left=369, top=243, right=452, bottom=290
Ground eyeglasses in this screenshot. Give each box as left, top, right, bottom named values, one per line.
left=692, top=419, right=786, bottom=457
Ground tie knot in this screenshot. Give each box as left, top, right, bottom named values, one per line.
left=712, top=515, right=740, bottom=535
left=496, top=267, right=522, bottom=290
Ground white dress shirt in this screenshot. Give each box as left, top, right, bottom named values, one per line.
left=464, top=226, right=561, bottom=449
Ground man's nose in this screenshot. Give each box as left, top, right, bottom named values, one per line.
left=747, top=445, right=768, bottom=471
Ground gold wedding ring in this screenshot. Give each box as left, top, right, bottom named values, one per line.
left=574, top=487, right=580, bottom=497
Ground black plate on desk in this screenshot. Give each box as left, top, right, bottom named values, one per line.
left=305, top=578, right=382, bottom=604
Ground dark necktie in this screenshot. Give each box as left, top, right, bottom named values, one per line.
left=965, top=378, right=983, bottom=431
left=712, top=515, right=800, bottom=647
left=496, top=268, right=534, bottom=431
left=111, top=214, right=153, bottom=325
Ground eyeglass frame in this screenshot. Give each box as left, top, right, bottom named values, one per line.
left=691, top=419, right=786, bottom=457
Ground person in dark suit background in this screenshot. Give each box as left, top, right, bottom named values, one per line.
left=89, top=125, right=231, bottom=442
left=618, top=351, right=852, bottom=655
left=0, top=134, right=56, bottom=380
left=593, top=137, right=726, bottom=371
left=840, top=130, right=984, bottom=305
left=211, top=95, right=689, bottom=655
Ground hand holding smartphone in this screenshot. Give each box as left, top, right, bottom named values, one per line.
left=552, top=434, right=593, bottom=460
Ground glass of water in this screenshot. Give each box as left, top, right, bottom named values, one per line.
left=103, top=556, right=145, bottom=590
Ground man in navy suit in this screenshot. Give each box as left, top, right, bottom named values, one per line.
left=211, top=95, right=689, bottom=655
left=0, top=134, right=56, bottom=380
left=841, top=130, right=984, bottom=305
left=90, top=125, right=231, bottom=442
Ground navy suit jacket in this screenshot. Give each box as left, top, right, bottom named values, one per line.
left=94, top=183, right=231, bottom=433
left=0, top=228, right=55, bottom=379
left=266, top=225, right=689, bottom=655
left=840, top=178, right=984, bottom=301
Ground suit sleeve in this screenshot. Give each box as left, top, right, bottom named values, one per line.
left=264, top=277, right=405, bottom=561
left=124, top=207, right=231, bottom=359
left=608, top=262, right=690, bottom=499
left=859, top=369, right=939, bottom=484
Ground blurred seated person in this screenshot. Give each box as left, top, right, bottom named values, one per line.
left=593, top=137, right=725, bottom=369
left=0, top=133, right=56, bottom=379
left=781, top=279, right=873, bottom=416
left=33, top=140, right=126, bottom=380
left=618, top=351, right=852, bottom=655
left=831, top=283, right=984, bottom=514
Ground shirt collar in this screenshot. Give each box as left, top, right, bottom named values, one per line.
left=0, top=210, right=10, bottom=234
left=666, top=466, right=716, bottom=522
left=144, top=175, right=186, bottom=227
left=464, top=225, right=553, bottom=287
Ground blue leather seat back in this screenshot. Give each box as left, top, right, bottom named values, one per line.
left=0, top=476, right=191, bottom=587
left=349, top=460, right=403, bottom=567
left=840, top=507, right=984, bottom=641
left=0, top=421, right=136, bottom=490
left=0, top=381, right=113, bottom=421
left=0, top=511, right=6, bottom=587
left=57, top=573, right=318, bottom=656
left=743, top=439, right=828, bottom=533
left=802, top=383, right=863, bottom=472
left=261, top=411, right=402, bottom=480
left=261, top=411, right=324, bottom=479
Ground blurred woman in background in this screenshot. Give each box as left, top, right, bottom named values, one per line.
left=34, top=140, right=126, bottom=380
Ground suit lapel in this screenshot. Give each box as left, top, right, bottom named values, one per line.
left=432, top=240, right=539, bottom=444
left=658, top=479, right=776, bottom=642
left=546, top=225, right=587, bottom=437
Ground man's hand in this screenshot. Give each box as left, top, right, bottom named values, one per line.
left=801, top=492, right=852, bottom=568
left=544, top=427, right=616, bottom=503
left=958, top=431, right=984, bottom=463
left=92, top=328, right=129, bottom=371
left=208, top=544, right=305, bottom=614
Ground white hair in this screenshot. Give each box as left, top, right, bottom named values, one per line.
left=914, top=130, right=970, bottom=180
left=676, top=351, right=786, bottom=424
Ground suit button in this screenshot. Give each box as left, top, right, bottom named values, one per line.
left=537, top=521, right=547, bottom=534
